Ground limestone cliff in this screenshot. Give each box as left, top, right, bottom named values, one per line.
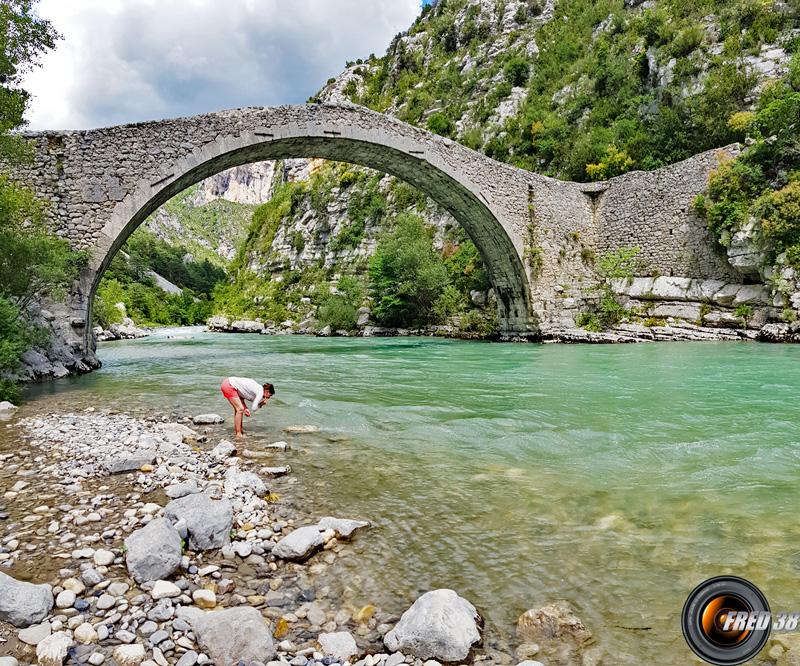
left=140, top=0, right=799, bottom=339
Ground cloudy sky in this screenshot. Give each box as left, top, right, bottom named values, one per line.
left=23, top=0, right=423, bottom=131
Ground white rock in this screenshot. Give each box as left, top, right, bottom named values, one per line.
left=75, top=622, right=99, bottom=644
left=55, top=590, right=76, bottom=609
left=223, top=466, right=266, bottom=496
left=96, top=594, right=116, bottom=610
left=62, top=578, right=86, bottom=595
left=210, top=439, right=237, bottom=459
left=18, top=621, right=51, bottom=645
left=260, top=466, right=291, bottom=476
left=113, top=644, right=146, bottom=666
left=88, top=654, right=105, bottom=665
left=151, top=580, right=181, bottom=599
left=125, top=517, right=183, bottom=584
left=191, top=607, right=276, bottom=664
left=282, top=425, right=320, bottom=433
left=164, top=493, right=233, bottom=551
left=317, top=517, right=370, bottom=539
left=516, top=601, right=592, bottom=661
left=36, top=631, right=73, bottom=666
left=192, top=589, right=216, bottom=609
left=193, top=414, right=224, bottom=425
left=272, top=525, right=326, bottom=561
left=0, top=401, right=18, bottom=416
left=384, top=589, right=482, bottom=662
left=318, top=631, right=359, bottom=661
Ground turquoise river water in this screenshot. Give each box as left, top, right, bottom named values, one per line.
left=23, top=328, right=800, bottom=663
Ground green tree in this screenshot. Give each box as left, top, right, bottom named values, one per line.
left=0, top=174, right=87, bottom=310
left=0, top=1, right=64, bottom=401
left=369, top=214, right=450, bottom=326
left=0, top=1, right=59, bottom=158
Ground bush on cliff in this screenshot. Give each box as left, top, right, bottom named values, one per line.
left=317, top=276, right=365, bottom=330
left=695, top=52, right=800, bottom=269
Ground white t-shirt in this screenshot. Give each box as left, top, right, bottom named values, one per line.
left=228, top=376, right=265, bottom=411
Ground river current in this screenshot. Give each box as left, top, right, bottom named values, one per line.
left=22, top=328, right=800, bottom=663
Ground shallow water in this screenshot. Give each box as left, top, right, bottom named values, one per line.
left=23, top=329, right=800, bottom=663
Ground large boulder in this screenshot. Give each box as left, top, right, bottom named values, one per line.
left=165, top=492, right=233, bottom=550
left=383, top=589, right=482, bottom=661
left=124, top=517, right=183, bottom=583
left=0, top=572, right=53, bottom=628
left=207, top=315, right=230, bottom=332
left=272, top=525, right=328, bottom=561
left=192, top=607, right=276, bottom=665
left=230, top=319, right=265, bottom=333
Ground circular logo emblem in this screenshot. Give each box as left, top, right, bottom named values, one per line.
left=682, top=576, right=771, bottom=665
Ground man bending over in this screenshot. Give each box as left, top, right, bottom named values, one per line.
left=220, top=376, right=275, bottom=438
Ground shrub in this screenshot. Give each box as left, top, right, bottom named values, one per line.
left=426, top=111, right=454, bottom=137
left=597, top=246, right=641, bottom=280
left=459, top=308, right=499, bottom=336
left=330, top=220, right=366, bottom=251
left=432, top=285, right=464, bottom=323
left=585, top=146, right=635, bottom=181
left=734, top=303, right=754, bottom=327
left=727, top=111, right=756, bottom=136
left=291, top=231, right=306, bottom=253
left=318, top=276, right=364, bottom=330
left=0, top=174, right=89, bottom=310
left=504, top=56, right=530, bottom=87
left=757, top=179, right=800, bottom=259
left=577, top=312, right=602, bottom=332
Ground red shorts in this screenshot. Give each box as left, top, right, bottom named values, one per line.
left=220, top=378, right=238, bottom=400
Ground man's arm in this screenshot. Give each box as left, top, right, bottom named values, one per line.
left=250, top=384, right=265, bottom=412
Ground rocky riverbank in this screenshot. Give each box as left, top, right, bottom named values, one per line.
left=0, top=408, right=596, bottom=666
left=207, top=314, right=792, bottom=345
left=205, top=317, right=498, bottom=342
left=93, top=319, right=150, bottom=343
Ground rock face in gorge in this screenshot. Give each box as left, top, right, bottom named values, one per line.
left=190, top=161, right=277, bottom=206
left=137, top=0, right=799, bottom=341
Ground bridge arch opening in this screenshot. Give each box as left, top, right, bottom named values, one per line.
left=85, top=113, right=534, bottom=345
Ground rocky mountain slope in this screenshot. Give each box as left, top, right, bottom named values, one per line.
left=132, top=0, right=798, bottom=338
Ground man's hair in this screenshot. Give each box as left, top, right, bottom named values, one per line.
left=263, top=382, right=275, bottom=397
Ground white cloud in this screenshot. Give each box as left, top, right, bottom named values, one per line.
left=22, top=0, right=420, bottom=130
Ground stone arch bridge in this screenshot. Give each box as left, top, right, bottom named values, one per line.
left=11, top=104, right=735, bottom=370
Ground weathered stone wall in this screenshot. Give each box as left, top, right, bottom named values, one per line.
left=596, top=148, right=741, bottom=282
left=7, top=103, right=756, bottom=372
